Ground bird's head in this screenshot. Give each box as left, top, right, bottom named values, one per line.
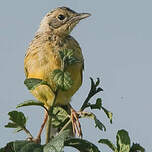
left=37, top=7, right=91, bottom=36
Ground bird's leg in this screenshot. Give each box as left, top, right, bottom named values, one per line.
left=28, top=110, right=48, bottom=144
left=36, top=110, right=48, bottom=141
left=68, top=104, right=82, bottom=137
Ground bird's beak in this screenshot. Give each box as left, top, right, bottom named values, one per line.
left=76, top=13, right=91, bottom=20
left=70, top=13, right=91, bottom=23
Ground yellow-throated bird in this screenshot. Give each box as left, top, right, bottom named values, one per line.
left=24, top=7, right=90, bottom=143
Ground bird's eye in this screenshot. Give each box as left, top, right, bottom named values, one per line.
left=58, top=14, right=65, bottom=20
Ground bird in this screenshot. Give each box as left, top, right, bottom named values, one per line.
left=24, top=7, right=91, bottom=143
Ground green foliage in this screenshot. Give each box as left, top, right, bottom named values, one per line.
left=16, top=100, right=69, bottom=129
left=80, top=78, right=103, bottom=111
left=88, top=98, right=102, bottom=110
left=101, top=106, right=113, bottom=124
left=15, top=141, right=43, bottom=152
left=16, top=101, right=70, bottom=130
left=0, top=42, right=146, bottom=152
left=65, top=138, right=100, bottom=152
left=51, top=69, right=73, bottom=91
left=24, top=78, right=50, bottom=90
left=130, top=143, right=145, bottom=152
left=59, top=49, right=80, bottom=67
left=51, top=106, right=69, bottom=128
left=16, top=100, right=45, bottom=109
left=5, top=111, right=27, bottom=132
left=1, top=71, right=145, bottom=152
left=80, top=112, right=106, bottom=131
left=116, top=130, right=130, bottom=152
left=0, top=142, right=14, bottom=152
left=94, top=116, right=106, bottom=131
left=99, top=139, right=117, bottom=152
left=0, top=132, right=101, bottom=152
left=43, top=130, right=70, bottom=152
left=83, top=97, right=113, bottom=124
left=99, top=129, right=145, bottom=152
left=50, top=49, right=81, bottom=91
left=79, top=78, right=112, bottom=124
left=16, top=100, right=49, bottom=113
left=3, top=77, right=114, bottom=151
left=0, top=141, right=43, bottom=152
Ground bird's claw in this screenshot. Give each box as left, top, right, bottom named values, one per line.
left=71, top=108, right=82, bottom=137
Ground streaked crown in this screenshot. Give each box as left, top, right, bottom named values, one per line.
left=37, top=7, right=91, bottom=36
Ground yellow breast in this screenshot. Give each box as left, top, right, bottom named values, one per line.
left=24, top=33, right=83, bottom=108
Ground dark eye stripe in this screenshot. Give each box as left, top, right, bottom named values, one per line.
left=58, top=14, right=65, bottom=20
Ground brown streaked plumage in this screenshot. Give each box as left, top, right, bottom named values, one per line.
left=24, top=7, right=90, bottom=142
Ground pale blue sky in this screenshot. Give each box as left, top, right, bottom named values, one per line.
left=0, top=0, right=152, bottom=151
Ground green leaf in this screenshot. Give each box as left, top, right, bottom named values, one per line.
left=16, top=100, right=45, bottom=109
left=80, top=112, right=106, bottom=131
left=59, top=49, right=73, bottom=60
left=16, top=142, right=43, bottom=152
left=59, top=49, right=80, bottom=66
left=24, top=78, right=50, bottom=90
left=80, top=77, right=103, bottom=111
left=0, top=141, right=43, bottom=152
left=98, top=139, right=117, bottom=152
left=101, top=106, right=113, bottom=124
left=0, top=148, right=5, bottom=152
left=94, top=117, right=106, bottom=131
left=51, top=106, right=69, bottom=128
left=89, top=98, right=102, bottom=110
left=68, top=56, right=80, bottom=65
left=13, top=140, right=31, bottom=151
left=130, top=143, right=145, bottom=152
left=90, top=77, right=103, bottom=94
left=13, top=140, right=43, bottom=152
left=116, top=129, right=131, bottom=152
left=44, top=130, right=70, bottom=152
left=5, top=122, right=19, bottom=128
left=5, top=111, right=26, bottom=130
left=65, top=138, right=100, bottom=152
left=15, top=127, right=23, bottom=133
left=0, top=142, right=14, bottom=152
left=51, top=70, right=73, bottom=91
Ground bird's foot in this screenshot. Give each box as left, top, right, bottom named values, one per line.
left=70, top=108, right=82, bottom=137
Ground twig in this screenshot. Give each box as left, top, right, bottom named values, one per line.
left=80, top=78, right=103, bottom=111
left=23, top=127, right=33, bottom=139
left=80, top=93, right=92, bottom=111
left=45, top=90, right=58, bottom=144
left=58, top=118, right=72, bottom=134
left=45, top=115, right=51, bottom=144
left=37, top=111, right=48, bottom=140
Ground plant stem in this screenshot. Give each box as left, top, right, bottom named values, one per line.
left=80, top=93, right=92, bottom=111
left=45, top=90, right=58, bottom=144
left=80, top=78, right=103, bottom=111
left=58, top=118, right=72, bottom=134
left=45, top=115, right=51, bottom=144
left=23, top=127, right=33, bottom=139
left=61, top=58, right=66, bottom=71
left=45, top=51, right=70, bottom=143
